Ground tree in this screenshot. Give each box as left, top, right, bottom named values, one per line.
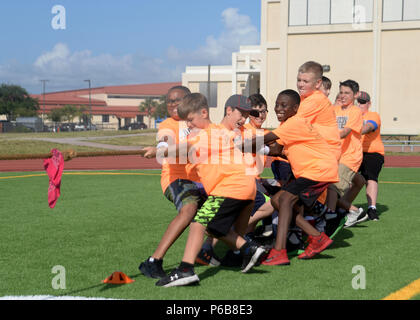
left=61, top=104, right=79, bottom=123
left=77, top=105, right=89, bottom=124
left=152, top=95, right=169, bottom=120
left=0, top=84, right=39, bottom=121
left=47, top=108, right=64, bottom=123
left=139, top=97, right=158, bottom=129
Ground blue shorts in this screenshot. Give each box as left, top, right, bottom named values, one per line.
left=164, top=179, right=207, bottom=212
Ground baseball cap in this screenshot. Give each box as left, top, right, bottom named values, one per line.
left=357, top=91, right=370, bottom=104
left=225, top=94, right=259, bottom=117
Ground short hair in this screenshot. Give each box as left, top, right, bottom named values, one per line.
left=298, top=61, right=323, bottom=80
left=339, top=79, right=359, bottom=94
left=278, top=89, right=301, bottom=107
left=177, top=93, right=208, bottom=120
left=248, top=93, right=267, bottom=109
left=322, top=76, right=332, bottom=90
left=167, top=85, right=191, bottom=95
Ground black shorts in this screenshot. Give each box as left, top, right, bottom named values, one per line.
left=271, top=160, right=294, bottom=184
left=282, top=177, right=330, bottom=209
left=359, top=152, right=384, bottom=182
left=195, top=196, right=253, bottom=238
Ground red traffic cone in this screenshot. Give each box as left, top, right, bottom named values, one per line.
left=102, top=271, right=135, bottom=284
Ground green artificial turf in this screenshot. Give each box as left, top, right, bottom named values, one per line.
left=0, top=168, right=419, bottom=300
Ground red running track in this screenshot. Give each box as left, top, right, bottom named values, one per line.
left=0, top=155, right=419, bottom=172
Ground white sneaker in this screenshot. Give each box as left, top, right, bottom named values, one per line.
left=344, top=208, right=368, bottom=228
left=262, top=225, right=273, bottom=237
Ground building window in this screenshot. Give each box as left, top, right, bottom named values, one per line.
left=288, top=0, right=373, bottom=26
left=136, top=115, right=144, bottom=123
left=102, top=115, right=109, bottom=123
left=383, top=0, right=420, bottom=22
left=199, top=82, right=218, bottom=108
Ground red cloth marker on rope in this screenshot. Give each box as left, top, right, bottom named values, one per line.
left=43, top=149, right=64, bottom=209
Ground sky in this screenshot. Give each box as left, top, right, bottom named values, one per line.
left=0, top=1, right=261, bottom=94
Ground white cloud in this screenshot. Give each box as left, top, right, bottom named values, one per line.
left=167, top=8, right=259, bottom=65
left=0, top=8, right=259, bottom=93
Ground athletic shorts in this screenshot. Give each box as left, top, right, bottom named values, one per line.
left=271, top=160, right=294, bottom=184
left=194, top=196, right=253, bottom=238
left=359, top=152, right=384, bottom=182
left=164, top=179, right=207, bottom=212
left=282, top=177, right=330, bottom=209
left=329, top=163, right=356, bottom=197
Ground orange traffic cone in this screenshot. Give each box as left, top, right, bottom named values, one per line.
left=102, top=271, right=135, bottom=284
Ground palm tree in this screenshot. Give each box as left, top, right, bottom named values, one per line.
left=139, top=97, right=158, bottom=129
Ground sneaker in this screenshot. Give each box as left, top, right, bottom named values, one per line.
left=220, top=250, right=243, bottom=268
left=367, top=207, right=379, bottom=221
left=262, top=225, right=273, bottom=237
left=240, top=242, right=267, bottom=273
left=298, top=232, right=333, bottom=259
left=155, top=267, right=199, bottom=287
left=139, top=257, right=167, bottom=279
left=325, top=211, right=347, bottom=239
left=344, top=208, right=368, bottom=228
left=195, top=248, right=221, bottom=266
left=262, top=248, right=290, bottom=266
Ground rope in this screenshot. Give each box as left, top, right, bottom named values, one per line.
left=0, top=149, right=147, bottom=161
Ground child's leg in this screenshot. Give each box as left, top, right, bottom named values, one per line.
left=294, top=204, right=321, bottom=237
left=152, top=202, right=198, bottom=260
left=271, top=190, right=299, bottom=251
left=247, top=201, right=275, bottom=233
left=181, top=221, right=206, bottom=265
left=233, top=201, right=254, bottom=236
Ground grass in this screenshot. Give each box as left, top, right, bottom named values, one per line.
left=93, top=134, right=157, bottom=146
left=0, top=168, right=419, bottom=300
left=0, top=129, right=157, bottom=139
left=0, top=139, right=109, bottom=155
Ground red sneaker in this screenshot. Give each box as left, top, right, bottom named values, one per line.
left=298, top=232, right=333, bottom=259
left=262, top=248, right=290, bottom=265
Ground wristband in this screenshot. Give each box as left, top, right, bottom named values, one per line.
left=157, top=141, right=169, bottom=149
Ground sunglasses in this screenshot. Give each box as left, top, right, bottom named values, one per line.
left=357, top=99, right=368, bottom=104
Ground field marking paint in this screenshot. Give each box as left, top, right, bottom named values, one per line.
left=0, top=172, right=161, bottom=180
left=382, top=278, right=420, bottom=300
left=1, top=173, right=419, bottom=184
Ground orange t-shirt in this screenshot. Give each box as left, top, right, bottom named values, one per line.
left=158, top=117, right=199, bottom=193
left=297, top=90, right=342, bottom=162
left=271, top=116, right=339, bottom=183
left=334, top=105, right=363, bottom=172
left=362, top=111, right=384, bottom=155
left=188, top=123, right=256, bottom=200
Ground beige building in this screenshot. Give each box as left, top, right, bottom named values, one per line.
left=183, top=0, right=420, bottom=134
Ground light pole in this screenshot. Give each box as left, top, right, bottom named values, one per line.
left=40, top=79, right=49, bottom=124
left=84, top=79, right=92, bottom=127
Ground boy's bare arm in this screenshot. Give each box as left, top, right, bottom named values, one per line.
left=361, top=122, right=375, bottom=135
left=340, top=127, right=352, bottom=139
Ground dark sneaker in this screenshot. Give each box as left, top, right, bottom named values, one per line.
left=195, top=248, right=221, bottom=266
left=298, top=232, right=333, bottom=259
left=139, top=257, right=167, bottom=279
left=325, top=211, right=347, bottom=239
left=155, top=267, right=199, bottom=287
left=220, top=250, right=243, bottom=268
left=240, top=242, right=267, bottom=273
left=367, top=207, right=379, bottom=221
left=344, top=208, right=368, bottom=228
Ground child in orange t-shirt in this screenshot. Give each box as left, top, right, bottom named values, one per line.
left=138, top=86, right=206, bottom=280
left=327, top=80, right=367, bottom=228
left=357, top=91, right=384, bottom=221
left=247, top=89, right=339, bottom=266
left=155, top=93, right=267, bottom=287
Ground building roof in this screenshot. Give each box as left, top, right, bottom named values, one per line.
left=32, top=81, right=181, bottom=118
